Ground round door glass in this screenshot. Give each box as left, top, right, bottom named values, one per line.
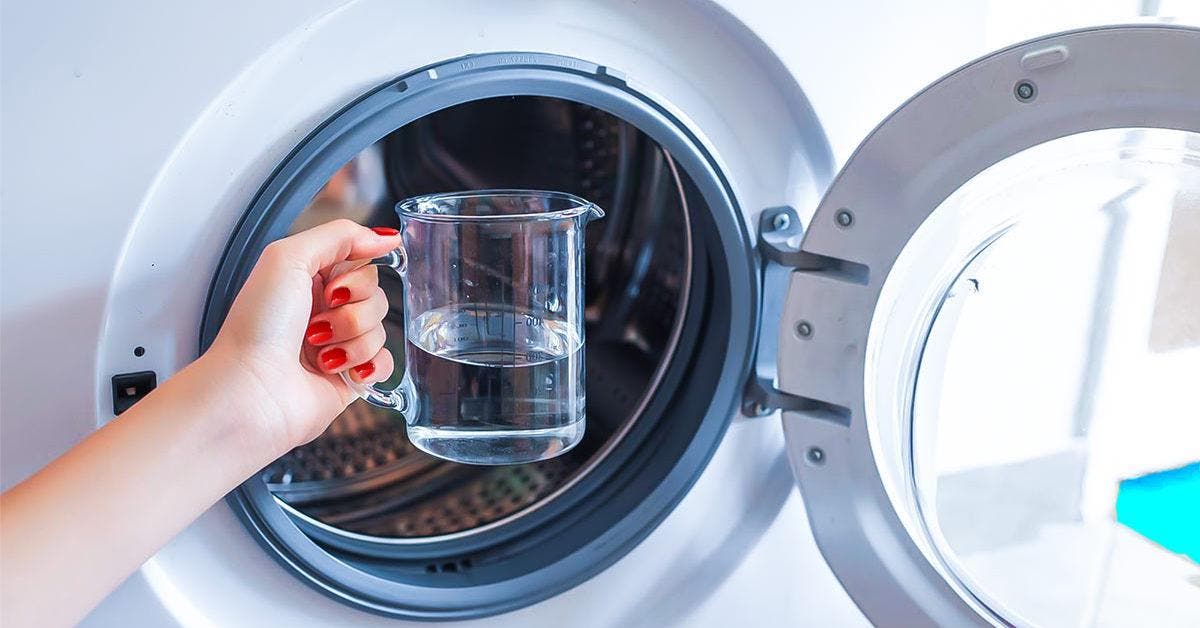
left=910, top=128, right=1200, bottom=626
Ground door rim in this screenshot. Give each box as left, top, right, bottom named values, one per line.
left=779, top=24, right=1200, bottom=626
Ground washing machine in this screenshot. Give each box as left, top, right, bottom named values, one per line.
left=2, top=0, right=1198, bottom=626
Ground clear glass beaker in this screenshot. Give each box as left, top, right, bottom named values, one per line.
left=337, top=190, right=604, bottom=465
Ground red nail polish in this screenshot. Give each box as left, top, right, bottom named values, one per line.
left=351, top=362, right=375, bottom=379
left=371, top=227, right=399, bottom=236
left=305, top=320, right=333, bottom=344
left=328, top=287, right=352, bottom=307
left=320, top=348, right=347, bottom=370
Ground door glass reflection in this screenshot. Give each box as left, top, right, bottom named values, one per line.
left=911, top=128, right=1200, bottom=627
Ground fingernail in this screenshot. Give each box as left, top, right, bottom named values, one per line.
left=351, top=362, right=375, bottom=379
left=320, top=348, right=347, bottom=370
left=371, top=227, right=399, bottom=236
left=305, top=320, right=333, bottom=344
left=328, top=287, right=352, bottom=307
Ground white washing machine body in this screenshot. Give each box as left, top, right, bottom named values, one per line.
left=3, top=1, right=1196, bottom=626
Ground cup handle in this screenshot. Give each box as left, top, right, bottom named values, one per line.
left=326, top=247, right=413, bottom=414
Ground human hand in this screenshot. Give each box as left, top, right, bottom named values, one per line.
left=203, top=219, right=401, bottom=457
left=0, top=219, right=404, bottom=626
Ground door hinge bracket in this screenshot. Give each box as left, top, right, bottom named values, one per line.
left=741, top=206, right=827, bottom=417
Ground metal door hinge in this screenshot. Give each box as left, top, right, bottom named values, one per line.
left=741, top=207, right=829, bottom=417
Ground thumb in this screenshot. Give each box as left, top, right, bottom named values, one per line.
left=266, top=219, right=401, bottom=275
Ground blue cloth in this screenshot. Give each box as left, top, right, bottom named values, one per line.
left=1115, top=461, right=1200, bottom=563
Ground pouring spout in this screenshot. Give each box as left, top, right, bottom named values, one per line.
left=587, top=204, right=606, bottom=223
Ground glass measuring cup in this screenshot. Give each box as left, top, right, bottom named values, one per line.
left=334, top=190, right=604, bottom=465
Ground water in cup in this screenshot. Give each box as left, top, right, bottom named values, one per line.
left=405, top=304, right=586, bottom=464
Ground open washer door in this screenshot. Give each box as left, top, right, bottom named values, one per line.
left=778, top=25, right=1200, bottom=627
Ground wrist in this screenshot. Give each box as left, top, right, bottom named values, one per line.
left=182, top=347, right=294, bottom=468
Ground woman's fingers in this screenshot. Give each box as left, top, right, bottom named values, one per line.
left=306, top=286, right=388, bottom=345
left=347, top=347, right=395, bottom=385
left=313, top=325, right=387, bottom=374
left=261, top=219, right=401, bottom=277
left=322, top=263, right=379, bottom=309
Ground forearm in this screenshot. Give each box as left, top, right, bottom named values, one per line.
left=0, top=352, right=282, bottom=627
left=0, top=220, right=395, bottom=626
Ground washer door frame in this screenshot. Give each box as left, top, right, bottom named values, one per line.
left=199, top=51, right=783, bottom=620
left=778, top=24, right=1200, bottom=626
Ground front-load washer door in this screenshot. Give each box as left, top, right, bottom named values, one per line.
left=777, top=25, right=1200, bottom=627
